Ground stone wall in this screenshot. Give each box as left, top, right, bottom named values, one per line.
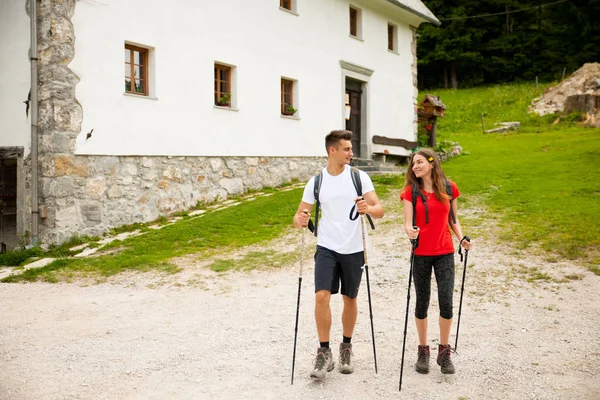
left=410, top=25, right=419, bottom=139
left=40, top=155, right=324, bottom=244
left=32, top=0, right=325, bottom=245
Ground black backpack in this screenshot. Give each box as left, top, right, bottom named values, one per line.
left=411, top=179, right=456, bottom=228
left=309, top=166, right=375, bottom=237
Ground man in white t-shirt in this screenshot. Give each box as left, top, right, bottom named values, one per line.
left=293, top=130, right=384, bottom=380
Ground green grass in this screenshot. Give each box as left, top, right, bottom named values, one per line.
left=0, top=247, right=44, bottom=266
left=2, top=188, right=301, bottom=282
left=424, top=82, right=600, bottom=271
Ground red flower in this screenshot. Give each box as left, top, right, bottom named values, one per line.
left=425, top=124, right=432, bottom=131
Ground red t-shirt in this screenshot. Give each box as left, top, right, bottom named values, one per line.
left=400, top=181, right=460, bottom=256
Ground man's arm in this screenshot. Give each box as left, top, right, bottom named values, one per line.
left=356, top=191, right=384, bottom=219
left=293, top=202, right=313, bottom=229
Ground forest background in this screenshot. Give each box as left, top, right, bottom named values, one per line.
left=417, top=0, right=600, bottom=89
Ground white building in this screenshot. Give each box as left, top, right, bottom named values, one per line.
left=0, top=0, right=439, bottom=246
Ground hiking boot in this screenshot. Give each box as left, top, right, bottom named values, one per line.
left=338, top=343, right=354, bottom=374
left=310, top=347, right=335, bottom=379
left=437, top=344, right=455, bottom=374
left=415, top=345, right=430, bottom=374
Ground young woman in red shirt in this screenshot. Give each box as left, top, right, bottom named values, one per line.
left=400, top=148, right=472, bottom=375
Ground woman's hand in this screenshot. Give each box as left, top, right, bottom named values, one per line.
left=460, top=237, right=472, bottom=251
left=405, top=226, right=419, bottom=240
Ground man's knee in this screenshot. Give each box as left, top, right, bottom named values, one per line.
left=315, top=290, right=331, bottom=305
left=342, top=294, right=358, bottom=307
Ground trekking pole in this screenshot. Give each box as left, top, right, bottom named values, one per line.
left=399, top=227, right=418, bottom=391
left=291, top=211, right=309, bottom=385
left=360, top=213, right=378, bottom=374
left=454, top=236, right=471, bottom=352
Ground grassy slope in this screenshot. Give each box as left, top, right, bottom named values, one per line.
left=427, top=83, right=599, bottom=268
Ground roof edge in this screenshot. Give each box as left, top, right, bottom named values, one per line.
left=384, top=0, right=441, bottom=26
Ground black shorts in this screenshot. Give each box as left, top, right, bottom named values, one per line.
left=314, top=245, right=364, bottom=299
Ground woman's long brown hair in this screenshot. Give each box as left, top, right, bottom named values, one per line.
left=403, top=148, right=450, bottom=202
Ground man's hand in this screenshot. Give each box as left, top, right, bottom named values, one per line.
left=355, top=197, right=369, bottom=215
left=296, top=209, right=310, bottom=228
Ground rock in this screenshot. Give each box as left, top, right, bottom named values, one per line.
left=530, top=63, right=600, bottom=119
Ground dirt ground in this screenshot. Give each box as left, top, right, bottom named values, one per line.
left=1, top=197, right=599, bottom=400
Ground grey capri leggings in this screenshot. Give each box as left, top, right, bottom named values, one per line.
left=413, top=253, right=455, bottom=320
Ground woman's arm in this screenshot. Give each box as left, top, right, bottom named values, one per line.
left=403, top=199, right=419, bottom=240
left=449, top=198, right=472, bottom=250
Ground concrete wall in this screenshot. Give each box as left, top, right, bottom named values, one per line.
left=69, top=0, right=419, bottom=157
left=0, top=0, right=31, bottom=153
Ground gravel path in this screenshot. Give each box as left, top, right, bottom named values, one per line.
left=1, top=201, right=599, bottom=399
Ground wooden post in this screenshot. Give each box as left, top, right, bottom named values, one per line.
left=428, top=116, right=437, bottom=148
left=481, top=113, right=485, bottom=134
left=536, top=76, right=538, bottom=91
left=562, top=67, right=566, bottom=80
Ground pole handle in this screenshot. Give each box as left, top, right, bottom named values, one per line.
left=410, top=226, right=419, bottom=249
left=458, top=235, right=471, bottom=261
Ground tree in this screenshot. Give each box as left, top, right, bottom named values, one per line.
left=417, top=0, right=600, bottom=88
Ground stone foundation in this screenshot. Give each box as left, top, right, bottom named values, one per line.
left=410, top=25, right=419, bottom=139
left=39, top=155, right=325, bottom=244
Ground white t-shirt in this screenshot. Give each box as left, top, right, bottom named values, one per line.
left=302, top=165, right=375, bottom=254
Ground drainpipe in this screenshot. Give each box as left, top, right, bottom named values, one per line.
left=30, top=0, right=39, bottom=245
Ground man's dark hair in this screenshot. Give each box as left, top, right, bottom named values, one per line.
left=325, top=130, right=353, bottom=154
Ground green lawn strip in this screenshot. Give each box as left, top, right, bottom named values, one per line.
left=2, top=188, right=302, bottom=282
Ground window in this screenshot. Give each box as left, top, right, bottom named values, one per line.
left=280, top=0, right=291, bottom=10
left=349, top=6, right=362, bottom=39
left=125, top=44, right=148, bottom=96
left=281, top=78, right=296, bottom=116
left=280, top=0, right=298, bottom=14
left=388, top=23, right=398, bottom=52
left=214, top=64, right=231, bottom=107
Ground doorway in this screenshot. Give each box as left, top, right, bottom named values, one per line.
left=345, top=78, right=363, bottom=158
left=0, top=152, right=19, bottom=252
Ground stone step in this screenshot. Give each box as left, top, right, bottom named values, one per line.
left=351, top=158, right=374, bottom=167
left=352, top=163, right=406, bottom=175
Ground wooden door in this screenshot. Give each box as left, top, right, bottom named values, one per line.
left=345, top=86, right=362, bottom=158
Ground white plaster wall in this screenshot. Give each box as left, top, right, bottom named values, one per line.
left=0, top=0, right=32, bottom=155
left=70, top=0, right=426, bottom=157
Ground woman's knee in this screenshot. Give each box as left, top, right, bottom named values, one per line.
left=439, top=303, right=453, bottom=319
left=414, top=301, right=429, bottom=319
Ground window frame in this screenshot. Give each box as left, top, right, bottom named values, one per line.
left=349, top=6, right=362, bottom=39
left=124, top=44, right=149, bottom=96
left=388, top=23, right=398, bottom=53
left=214, top=63, right=232, bottom=107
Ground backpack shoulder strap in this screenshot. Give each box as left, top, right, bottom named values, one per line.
left=312, top=171, right=323, bottom=237
left=446, top=179, right=457, bottom=225
left=348, top=166, right=374, bottom=229
left=411, top=183, right=419, bottom=227
left=350, top=166, right=363, bottom=197
left=411, top=183, right=429, bottom=226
